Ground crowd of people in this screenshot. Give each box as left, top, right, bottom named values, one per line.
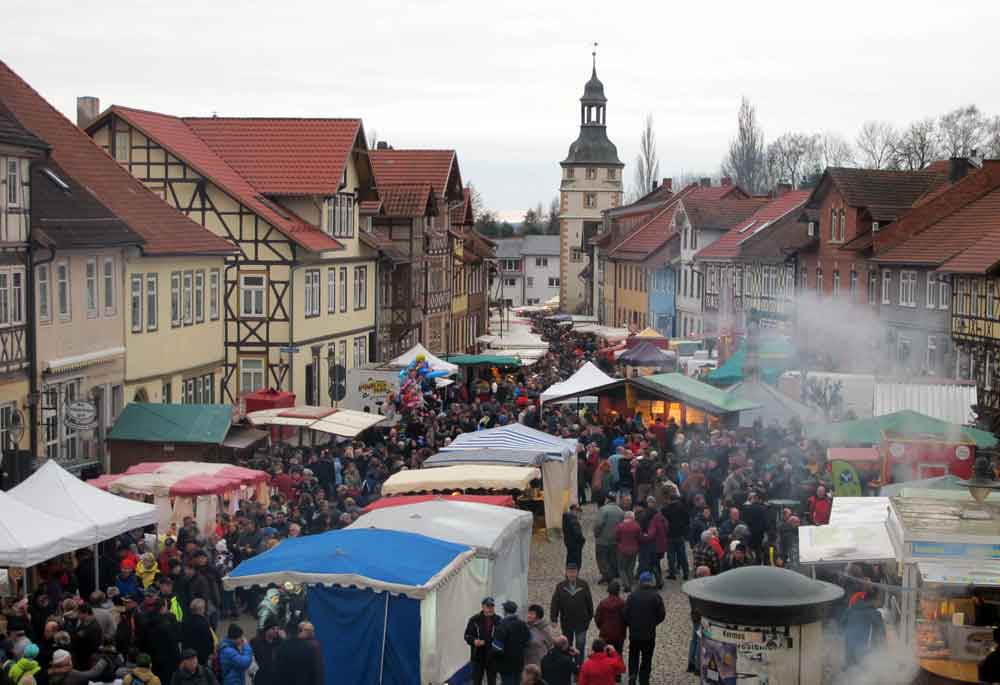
left=0, top=313, right=889, bottom=685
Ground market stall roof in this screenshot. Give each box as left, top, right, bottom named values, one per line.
left=829, top=497, right=891, bottom=526
left=90, top=461, right=269, bottom=497
left=222, top=425, right=269, bottom=450
left=390, top=343, right=459, bottom=375
left=633, top=327, right=667, bottom=339
left=540, top=361, right=614, bottom=406
left=632, top=373, right=761, bottom=415
left=889, top=496, right=1000, bottom=552
left=706, top=337, right=795, bottom=385
left=879, top=475, right=968, bottom=497
left=729, top=380, right=817, bottom=428
left=362, top=493, right=515, bottom=514
left=108, top=403, right=233, bottom=444
left=423, top=449, right=548, bottom=468
left=441, top=423, right=576, bottom=459
left=349, top=500, right=532, bottom=560
left=9, top=460, right=157, bottom=542
left=381, top=464, right=540, bottom=496
left=618, top=341, right=676, bottom=366
left=799, top=523, right=895, bottom=565
left=806, top=409, right=997, bottom=449
left=827, top=447, right=880, bottom=464
left=224, top=528, right=475, bottom=598
left=486, top=324, right=547, bottom=350
left=246, top=406, right=385, bottom=437
left=0, top=489, right=95, bottom=567
left=571, top=324, right=631, bottom=342
left=444, top=354, right=521, bottom=367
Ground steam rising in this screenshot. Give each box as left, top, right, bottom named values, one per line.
left=831, top=639, right=920, bottom=685
left=791, top=290, right=884, bottom=374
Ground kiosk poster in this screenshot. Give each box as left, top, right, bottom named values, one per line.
left=701, top=620, right=799, bottom=684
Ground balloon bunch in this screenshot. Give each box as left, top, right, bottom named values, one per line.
left=397, top=354, right=448, bottom=408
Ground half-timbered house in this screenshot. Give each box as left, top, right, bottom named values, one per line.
left=87, top=108, right=379, bottom=405
left=0, top=62, right=233, bottom=471
left=369, top=147, right=464, bottom=356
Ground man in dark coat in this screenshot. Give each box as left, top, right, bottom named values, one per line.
left=562, top=505, right=585, bottom=570
left=274, top=622, right=323, bottom=685
left=492, top=602, right=530, bottom=685
left=463, top=598, right=498, bottom=685
left=549, top=564, right=593, bottom=668
left=180, top=599, right=214, bottom=666
left=170, top=649, right=216, bottom=685
left=663, top=494, right=691, bottom=580
left=249, top=620, right=283, bottom=685
left=71, top=605, right=103, bottom=670
left=539, top=636, right=577, bottom=685
left=623, top=572, right=665, bottom=685
left=139, top=598, right=181, bottom=685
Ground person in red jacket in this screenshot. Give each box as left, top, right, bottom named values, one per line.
left=615, top=512, right=642, bottom=592
left=808, top=485, right=833, bottom=525
left=593, top=581, right=626, bottom=654
left=640, top=497, right=669, bottom=588
left=578, top=639, right=625, bottom=685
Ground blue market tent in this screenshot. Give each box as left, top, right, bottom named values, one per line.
left=707, top=337, right=796, bottom=386
left=224, top=529, right=484, bottom=685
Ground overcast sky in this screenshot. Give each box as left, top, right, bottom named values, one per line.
left=8, top=0, right=1000, bottom=221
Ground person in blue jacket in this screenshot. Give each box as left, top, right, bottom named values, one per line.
left=218, top=624, right=253, bottom=685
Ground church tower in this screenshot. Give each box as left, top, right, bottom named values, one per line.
left=558, top=51, right=623, bottom=313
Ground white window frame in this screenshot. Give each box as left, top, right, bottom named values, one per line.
left=304, top=269, right=320, bottom=317
left=926, top=272, right=936, bottom=309
left=85, top=258, right=98, bottom=318
left=102, top=257, right=116, bottom=316
left=535, top=257, right=548, bottom=267
left=55, top=259, right=71, bottom=321
left=10, top=268, right=23, bottom=326
left=239, top=357, right=266, bottom=394
left=526, top=276, right=534, bottom=288
left=354, top=266, right=367, bottom=310
left=584, top=193, right=597, bottom=209
left=926, top=335, right=938, bottom=371
left=339, top=267, right=348, bottom=313
left=900, top=270, right=917, bottom=308
left=832, top=270, right=840, bottom=297
left=130, top=273, right=143, bottom=333
left=170, top=272, right=181, bottom=327
left=868, top=271, right=877, bottom=305
left=938, top=275, right=950, bottom=311
left=849, top=270, right=858, bottom=298
left=182, top=270, right=194, bottom=324
left=6, top=160, right=19, bottom=207
left=327, top=268, right=336, bottom=313
left=0, top=271, right=9, bottom=327
left=326, top=194, right=356, bottom=238
left=882, top=270, right=892, bottom=305
left=37, top=264, right=51, bottom=323
left=114, top=130, right=130, bottom=163
left=209, top=269, right=220, bottom=321
left=194, top=270, right=205, bottom=323
left=548, top=277, right=560, bottom=287
left=239, top=273, right=266, bottom=318
left=146, top=273, right=158, bottom=331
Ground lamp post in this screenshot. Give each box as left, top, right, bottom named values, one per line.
left=961, top=453, right=1000, bottom=504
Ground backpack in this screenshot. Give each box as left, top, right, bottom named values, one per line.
left=211, top=650, right=222, bottom=681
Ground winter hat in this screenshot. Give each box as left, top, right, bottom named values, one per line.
left=502, top=601, right=518, bottom=615
left=215, top=539, right=228, bottom=553
left=50, top=648, right=69, bottom=664
left=638, top=572, right=655, bottom=585
left=23, top=644, right=39, bottom=660
left=136, top=653, right=152, bottom=668
left=227, top=624, right=244, bottom=640
left=180, top=648, right=198, bottom=661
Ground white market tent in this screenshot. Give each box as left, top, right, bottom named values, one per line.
left=247, top=406, right=386, bottom=437
left=10, top=460, right=156, bottom=541
left=540, top=361, right=614, bottom=406
left=0, top=490, right=94, bottom=568
left=486, top=324, right=548, bottom=350
left=441, top=424, right=579, bottom=531
left=349, top=500, right=532, bottom=609
left=389, top=343, right=459, bottom=376
left=798, top=497, right=894, bottom=565
left=382, top=464, right=541, bottom=496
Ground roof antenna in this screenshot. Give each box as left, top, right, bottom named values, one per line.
left=592, top=41, right=598, bottom=76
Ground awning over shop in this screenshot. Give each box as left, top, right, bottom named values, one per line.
left=223, top=426, right=269, bottom=450
left=381, top=464, right=540, bottom=496
left=442, top=423, right=576, bottom=459
left=706, top=337, right=796, bottom=385
left=423, top=449, right=547, bottom=468
left=109, top=403, right=234, bottom=444
left=631, top=373, right=761, bottom=415
left=806, top=409, right=997, bottom=449
left=246, top=406, right=386, bottom=437
left=444, top=354, right=522, bottom=367
left=362, top=493, right=515, bottom=513
left=618, top=342, right=676, bottom=366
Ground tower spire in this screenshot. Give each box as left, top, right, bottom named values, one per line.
left=592, top=41, right=598, bottom=76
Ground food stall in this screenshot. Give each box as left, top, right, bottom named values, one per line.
left=798, top=497, right=894, bottom=567
left=880, top=429, right=976, bottom=483
left=827, top=447, right=880, bottom=496
left=887, top=494, right=1000, bottom=683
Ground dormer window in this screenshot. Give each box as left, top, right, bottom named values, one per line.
left=872, top=221, right=880, bottom=233
left=807, top=221, right=815, bottom=237
left=326, top=194, right=355, bottom=238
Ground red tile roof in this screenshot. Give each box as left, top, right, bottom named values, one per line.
left=0, top=62, right=233, bottom=256
left=183, top=117, right=363, bottom=196
left=99, top=106, right=343, bottom=253
left=818, top=167, right=947, bottom=221
left=450, top=187, right=474, bottom=227
left=369, top=149, right=460, bottom=199
left=684, top=195, right=769, bottom=231
left=378, top=184, right=435, bottom=218
left=608, top=204, right=678, bottom=260
left=695, top=191, right=810, bottom=260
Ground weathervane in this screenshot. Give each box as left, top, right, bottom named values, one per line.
left=592, top=41, right=598, bottom=71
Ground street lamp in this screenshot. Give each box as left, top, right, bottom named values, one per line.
left=960, top=453, right=1000, bottom=504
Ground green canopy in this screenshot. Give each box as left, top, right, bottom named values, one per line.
left=707, top=337, right=795, bottom=385
left=444, top=354, right=521, bottom=367
left=807, top=409, right=997, bottom=450
left=109, top=403, right=234, bottom=444
left=633, top=373, right=761, bottom=415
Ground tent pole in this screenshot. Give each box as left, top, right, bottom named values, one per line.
left=378, top=592, right=389, bottom=683
left=94, top=544, right=100, bottom=593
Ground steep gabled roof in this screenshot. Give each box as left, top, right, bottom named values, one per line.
left=0, top=101, right=48, bottom=150
left=608, top=204, right=678, bottom=261
left=695, top=191, right=810, bottom=261
left=684, top=196, right=768, bottom=231
left=377, top=183, right=436, bottom=218
left=450, top=187, right=474, bottom=227
left=0, top=61, right=233, bottom=256
left=806, top=167, right=947, bottom=222
left=92, top=106, right=342, bottom=253
left=183, top=117, right=364, bottom=196
left=369, top=149, right=463, bottom=202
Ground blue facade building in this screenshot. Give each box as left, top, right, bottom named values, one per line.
left=649, top=265, right=676, bottom=336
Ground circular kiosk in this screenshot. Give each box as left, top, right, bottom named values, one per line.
left=684, top=566, right=843, bottom=685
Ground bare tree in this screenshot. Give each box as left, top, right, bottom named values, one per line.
left=546, top=197, right=560, bottom=235
left=766, top=132, right=822, bottom=189
left=367, top=129, right=379, bottom=149
left=895, top=118, right=941, bottom=171
left=855, top=121, right=900, bottom=169
left=722, top=97, right=767, bottom=194
left=937, top=105, right=987, bottom=157
left=466, top=183, right=484, bottom=219
left=984, top=116, right=1000, bottom=159
left=630, top=113, right=660, bottom=201
left=817, top=132, right=855, bottom=168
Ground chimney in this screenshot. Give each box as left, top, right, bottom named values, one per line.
left=700, top=177, right=711, bottom=188
left=775, top=182, right=793, bottom=197
left=376, top=141, right=391, bottom=150
left=662, top=178, right=672, bottom=191
left=651, top=179, right=659, bottom=190
left=721, top=176, right=732, bottom=187
left=949, top=157, right=971, bottom=184
left=76, top=96, right=99, bottom=129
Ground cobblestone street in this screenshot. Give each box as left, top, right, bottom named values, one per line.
left=526, top=503, right=698, bottom=685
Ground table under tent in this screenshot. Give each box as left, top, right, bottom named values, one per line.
left=439, top=423, right=579, bottom=532
left=1, top=460, right=157, bottom=594
left=349, top=499, right=532, bottom=609
left=225, top=528, right=485, bottom=685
